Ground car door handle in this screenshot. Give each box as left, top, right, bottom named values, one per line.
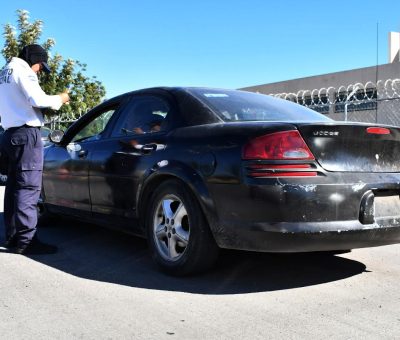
left=78, top=150, right=88, bottom=158
left=141, top=144, right=157, bottom=153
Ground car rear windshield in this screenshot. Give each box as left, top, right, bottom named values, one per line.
left=187, top=88, right=332, bottom=123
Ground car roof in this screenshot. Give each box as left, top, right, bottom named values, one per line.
left=102, top=86, right=241, bottom=102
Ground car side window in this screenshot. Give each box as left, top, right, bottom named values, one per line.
left=71, top=108, right=117, bottom=143
left=112, top=96, right=170, bottom=137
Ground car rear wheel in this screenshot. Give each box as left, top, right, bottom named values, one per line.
left=146, top=179, right=219, bottom=276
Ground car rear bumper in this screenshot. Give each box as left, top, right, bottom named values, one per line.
left=213, top=219, right=400, bottom=252
left=206, top=173, right=400, bottom=252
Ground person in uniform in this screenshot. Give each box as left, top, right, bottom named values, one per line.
left=0, top=44, right=70, bottom=254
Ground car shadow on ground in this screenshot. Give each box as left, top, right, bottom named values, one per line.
left=0, top=213, right=367, bottom=295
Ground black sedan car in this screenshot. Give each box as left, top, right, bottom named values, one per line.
left=41, top=87, right=400, bottom=275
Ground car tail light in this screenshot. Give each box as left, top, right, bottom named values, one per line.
left=366, top=127, right=391, bottom=135
left=242, top=130, right=315, bottom=160
left=243, top=130, right=317, bottom=178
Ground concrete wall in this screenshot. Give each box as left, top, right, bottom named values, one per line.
left=240, top=63, right=400, bottom=95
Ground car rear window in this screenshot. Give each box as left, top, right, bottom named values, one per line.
left=187, top=88, right=332, bottom=123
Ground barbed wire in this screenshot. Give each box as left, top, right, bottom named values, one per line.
left=270, top=79, right=400, bottom=108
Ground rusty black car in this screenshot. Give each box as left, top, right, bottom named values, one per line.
left=40, top=87, right=400, bottom=275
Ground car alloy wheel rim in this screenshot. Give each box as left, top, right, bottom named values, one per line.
left=153, top=194, right=190, bottom=262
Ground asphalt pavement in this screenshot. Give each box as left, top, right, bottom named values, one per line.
left=0, top=186, right=399, bottom=339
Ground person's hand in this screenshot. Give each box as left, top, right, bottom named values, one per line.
left=59, top=92, right=70, bottom=104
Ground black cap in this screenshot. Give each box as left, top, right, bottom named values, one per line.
left=18, top=44, right=51, bottom=73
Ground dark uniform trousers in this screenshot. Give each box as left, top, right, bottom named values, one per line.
left=1, top=125, right=43, bottom=248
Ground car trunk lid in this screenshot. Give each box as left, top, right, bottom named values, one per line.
left=297, top=123, right=400, bottom=172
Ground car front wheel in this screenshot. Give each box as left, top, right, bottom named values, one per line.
left=146, top=179, right=219, bottom=276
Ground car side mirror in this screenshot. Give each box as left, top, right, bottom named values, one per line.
left=49, top=130, right=65, bottom=144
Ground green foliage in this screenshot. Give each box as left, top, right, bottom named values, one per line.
left=1, top=9, right=106, bottom=125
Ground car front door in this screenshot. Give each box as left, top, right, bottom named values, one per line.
left=42, top=100, right=123, bottom=216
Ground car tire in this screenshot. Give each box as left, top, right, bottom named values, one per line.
left=146, top=179, right=219, bottom=276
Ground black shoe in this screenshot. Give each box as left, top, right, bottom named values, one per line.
left=14, top=238, right=58, bottom=255
left=4, top=236, right=17, bottom=249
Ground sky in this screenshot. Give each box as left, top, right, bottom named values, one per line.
left=0, top=0, right=399, bottom=99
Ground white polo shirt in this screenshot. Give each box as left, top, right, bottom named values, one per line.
left=0, top=57, right=62, bottom=129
